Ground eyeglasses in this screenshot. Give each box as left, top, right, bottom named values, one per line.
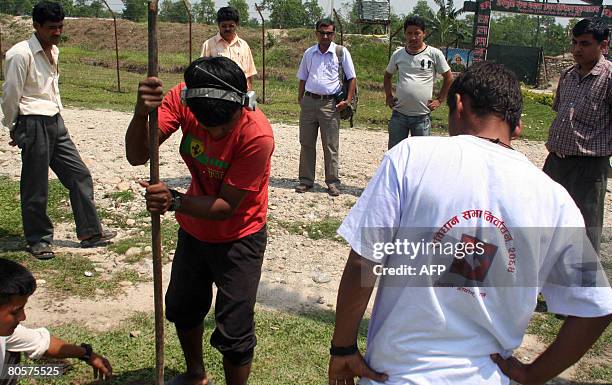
left=316, top=31, right=335, bottom=37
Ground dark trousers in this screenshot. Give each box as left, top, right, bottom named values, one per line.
left=543, top=153, right=609, bottom=253
left=13, top=114, right=101, bottom=246
left=0, top=351, right=21, bottom=385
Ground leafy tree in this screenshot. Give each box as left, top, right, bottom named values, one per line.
left=424, top=0, right=465, bottom=47
left=122, top=0, right=147, bottom=22
left=266, top=0, right=307, bottom=28
left=159, top=0, right=189, bottom=23
left=228, top=0, right=250, bottom=25
left=55, top=0, right=74, bottom=15
left=0, top=0, right=34, bottom=15
left=303, top=0, right=323, bottom=29
left=193, top=0, right=216, bottom=24
left=410, top=0, right=433, bottom=20
left=73, top=0, right=110, bottom=18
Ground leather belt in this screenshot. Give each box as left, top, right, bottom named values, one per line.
left=305, top=91, right=335, bottom=100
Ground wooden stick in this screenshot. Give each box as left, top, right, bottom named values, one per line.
left=147, top=2, right=164, bottom=384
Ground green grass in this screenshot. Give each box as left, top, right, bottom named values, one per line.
left=527, top=312, right=612, bottom=382
left=0, top=32, right=558, bottom=140
left=109, top=221, right=179, bottom=263
left=274, top=217, right=345, bottom=242
left=19, top=310, right=369, bottom=385
left=105, top=190, right=135, bottom=204
left=0, top=251, right=147, bottom=298
left=0, top=176, right=72, bottom=240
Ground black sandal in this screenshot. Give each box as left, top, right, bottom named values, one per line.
left=27, top=243, right=55, bottom=260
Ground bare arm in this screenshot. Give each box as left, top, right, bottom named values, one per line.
left=493, top=314, right=612, bottom=385
left=427, top=70, right=453, bottom=111
left=247, top=76, right=253, bottom=91
left=125, top=77, right=169, bottom=166
left=140, top=180, right=248, bottom=221
left=383, top=71, right=395, bottom=109
left=298, top=79, right=306, bottom=103
left=328, top=250, right=388, bottom=384
left=44, top=336, right=112, bottom=380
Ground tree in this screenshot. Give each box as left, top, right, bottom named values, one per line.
left=228, top=0, right=250, bottom=25
left=267, top=0, right=307, bottom=28
left=424, top=0, right=465, bottom=47
left=303, top=0, right=323, bottom=29
left=73, top=0, right=110, bottom=18
left=193, top=0, right=216, bottom=24
left=0, top=0, right=34, bottom=15
left=122, top=0, right=147, bottom=22
left=410, top=0, right=433, bottom=20
left=159, top=0, right=189, bottom=23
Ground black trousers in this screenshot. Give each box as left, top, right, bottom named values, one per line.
left=14, top=114, right=101, bottom=246
left=543, top=153, right=609, bottom=253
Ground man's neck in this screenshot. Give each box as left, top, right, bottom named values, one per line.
left=222, top=34, right=236, bottom=44
left=405, top=43, right=426, bottom=54
left=318, top=43, right=331, bottom=53
left=577, top=56, right=600, bottom=76
left=34, top=33, right=53, bottom=53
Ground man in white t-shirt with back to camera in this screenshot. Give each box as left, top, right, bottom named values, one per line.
left=328, top=62, right=612, bottom=385
left=384, top=16, right=453, bottom=149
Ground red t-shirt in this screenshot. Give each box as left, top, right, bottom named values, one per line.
left=158, top=83, right=274, bottom=243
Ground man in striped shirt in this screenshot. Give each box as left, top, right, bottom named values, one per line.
left=544, top=18, right=611, bottom=253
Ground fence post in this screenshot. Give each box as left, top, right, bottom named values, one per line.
left=333, top=8, right=343, bottom=46
left=255, top=3, right=266, bottom=104
left=0, top=25, right=3, bottom=81
left=101, top=0, right=121, bottom=92
left=181, top=0, right=193, bottom=63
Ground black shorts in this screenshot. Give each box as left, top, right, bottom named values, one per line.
left=165, top=226, right=267, bottom=365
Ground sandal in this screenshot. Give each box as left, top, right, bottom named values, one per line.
left=27, top=243, right=55, bottom=260
left=165, top=374, right=213, bottom=385
left=80, top=229, right=117, bottom=248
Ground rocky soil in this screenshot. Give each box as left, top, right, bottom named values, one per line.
left=1, top=107, right=610, bottom=383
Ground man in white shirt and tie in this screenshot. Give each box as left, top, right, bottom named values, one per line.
left=1, top=1, right=114, bottom=259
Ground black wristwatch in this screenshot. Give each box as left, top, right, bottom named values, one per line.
left=79, top=343, right=93, bottom=362
left=330, top=342, right=358, bottom=356
left=168, top=189, right=182, bottom=212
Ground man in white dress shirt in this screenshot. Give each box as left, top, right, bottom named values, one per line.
left=295, top=18, right=356, bottom=197
left=1, top=1, right=114, bottom=259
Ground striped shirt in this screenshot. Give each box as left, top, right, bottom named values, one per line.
left=546, top=55, right=612, bottom=157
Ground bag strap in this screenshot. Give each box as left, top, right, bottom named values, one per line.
left=336, top=44, right=345, bottom=87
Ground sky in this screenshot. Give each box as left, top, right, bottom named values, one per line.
left=104, top=0, right=610, bottom=23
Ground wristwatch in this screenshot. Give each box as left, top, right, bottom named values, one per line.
left=79, top=343, right=93, bottom=362
left=329, top=342, right=358, bottom=356
left=168, top=189, right=182, bottom=212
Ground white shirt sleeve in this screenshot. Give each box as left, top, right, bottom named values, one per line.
left=1, top=50, right=28, bottom=131
left=342, top=47, right=357, bottom=80
left=337, top=154, right=404, bottom=263
left=385, top=50, right=398, bottom=75
left=541, top=202, right=612, bottom=317
left=5, top=325, right=51, bottom=360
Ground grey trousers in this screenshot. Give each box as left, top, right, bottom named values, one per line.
left=543, top=153, right=608, bottom=253
left=14, top=114, right=101, bottom=246
left=298, top=95, right=340, bottom=187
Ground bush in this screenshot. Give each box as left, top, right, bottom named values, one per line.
left=522, top=90, right=554, bottom=107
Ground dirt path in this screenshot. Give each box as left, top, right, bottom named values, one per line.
left=1, top=108, right=610, bottom=383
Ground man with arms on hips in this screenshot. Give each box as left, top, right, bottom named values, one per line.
left=543, top=18, right=611, bottom=254
left=295, top=18, right=356, bottom=197
left=0, top=258, right=112, bottom=383
left=384, top=16, right=453, bottom=149
left=125, top=56, right=274, bottom=385
left=201, top=6, right=257, bottom=91
left=328, top=62, right=612, bottom=385
left=0, top=1, right=115, bottom=260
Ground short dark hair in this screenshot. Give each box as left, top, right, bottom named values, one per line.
left=447, top=62, right=522, bottom=133
left=183, top=56, right=247, bottom=127
left=572, top=18, right=609, bottom=42
left=217, top=6, right=240, bottom=24
left=32, top=1, right=65, bottom=25
left=404, top=16, right=426, bottom=32
left=315, top=18, right=335, bottom=31
left=0, top=259, right=36, bottom=306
